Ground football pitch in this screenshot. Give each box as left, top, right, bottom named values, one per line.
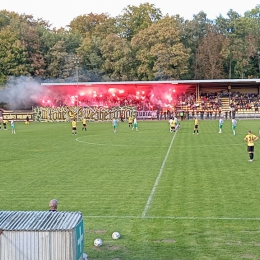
left=1, top=119, right=260, bottom=260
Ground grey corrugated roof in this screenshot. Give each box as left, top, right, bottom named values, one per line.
left=0, top=211, right=82, bottom=231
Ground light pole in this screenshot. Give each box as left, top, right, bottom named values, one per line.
left=73, top=56, right=81, bottom=121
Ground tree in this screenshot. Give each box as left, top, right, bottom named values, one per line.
left=19, top=23, right=46, bottom=76
left=216, top=10, right=258, bottom=78
left=57, top=29, right=83, bottom=54
left=181, top=11, right=212, bottom=79
left=45, top=40, right=72, bottom=79
left=131, top=16, right=190, bottom=80
left=77, top=36, right=104, bottom=81
left=195, top=24, right=227, bottom=79
left=91, top=17, right=118, bottom=38
left=231, top=35, right=257, bottom=78
left=3, top=13, right=52, bottom=77
left=0, top=27, right=28, bottom=83
left=0, top=10, right=12, bottom=29
left=117, top=3, right=162, bottom=40
left=244, top=5, right=260, bottom=76
left=101, top=34, right=136, bottom=81
left=69, top=13, right=115, bottom=37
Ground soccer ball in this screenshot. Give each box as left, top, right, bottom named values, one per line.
left=112, top=231, right=120, bottom=240
left=94, top=238, right=103, bottom=247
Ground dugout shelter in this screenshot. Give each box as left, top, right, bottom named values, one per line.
left=0, top=211, right=84, bottom=260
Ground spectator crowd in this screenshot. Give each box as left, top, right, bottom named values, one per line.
left=41, top=90, right=260, bottom=118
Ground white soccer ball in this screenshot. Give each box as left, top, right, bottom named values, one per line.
left=112, top=231, right=120, bottom=240
left=94, top=238, right=103, bottom=247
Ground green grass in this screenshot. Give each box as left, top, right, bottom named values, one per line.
left=1, top=119, right=260, bottom=260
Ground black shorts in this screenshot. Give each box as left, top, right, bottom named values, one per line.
left=83, top=124, right=86, bottom=127
left=194, top=125, right=198, bottom=129
left=72, top=127, right=77, bottom=131
left=247, top=146, right=254, bottom=152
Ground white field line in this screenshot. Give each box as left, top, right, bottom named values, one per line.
left=76, top=136, right=170, bottom=148
left=76, top=136, right=243, bottom=148
left=83, top=215, right=260, bottom=221
left=141, top=131, right=178, bottom=218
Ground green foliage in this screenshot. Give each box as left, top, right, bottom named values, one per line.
left=1, top=4, right=260, bottom=81
left=117, top=3, right=162, bottom=40
left=0, top=11, right=11, bottom=29
left=1, top=120, right=260, bottom=259
left=69, top=13, right=112, bottom=36
left=57, top=29, right=83, bottom=54
left=216, top=10, right=259, bottom=79
left=78, top=36, right=103, bottom=67
left=181, top=11, right=210, bottom=79
left=0, top=27, right=28, bottom=81
left=196, top=24, right=227, bottom=79
left=101, top=34, right=136, bottom=80
left=45, top=40, right=72, bottom=79
left=131, top=16, right=189, bottom=80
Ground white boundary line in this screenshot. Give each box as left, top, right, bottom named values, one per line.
left=141, top=131, right=178, bottom=218
left=76, top=136, right=243, bottom=147
left=75, top=136, right=168, bottom=148
left=76, top=140, right=162, bottom=148
left=83, top=215, right=260, bottom=221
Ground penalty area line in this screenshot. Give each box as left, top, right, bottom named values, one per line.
left=141, top=130, right=178, bottom=218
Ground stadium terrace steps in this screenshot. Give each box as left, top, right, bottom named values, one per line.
left=220, top=97, right=229, bottom=112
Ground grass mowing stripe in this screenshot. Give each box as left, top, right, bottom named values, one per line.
left=2, top=120, right=260, bottom=259
left=175, top=143, right=243, bottom=147
left=141, top=130, right=178, bottom=218
left=76, top=136, right=168, bottom=148
left=83, top=215, right=260, bottom=221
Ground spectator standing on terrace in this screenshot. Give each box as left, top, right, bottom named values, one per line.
left=219, top=118, right=224, bottom=133
left=120, top=113, right=124, bottom=122
left=72, top=118, right=77, bottom=135
left=49, top=199, right=58, bottom=211
left=11, top=120, right=15, bottom=134
left=244, top=130, right=258, bottom=162
left=82, top=117, right=87, bottom=131
left=179, top=111, right=184, bottom=120
left=193, top=117, right=199, bottom=134
left=231, top=118, right=237, bottom=135
left=25, top=115, right=30, bottom=125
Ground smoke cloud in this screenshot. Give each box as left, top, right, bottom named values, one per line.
left=0, top=76, right=47, bottom=110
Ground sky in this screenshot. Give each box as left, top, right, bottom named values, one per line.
left=1, top=0, right=259, bottom=28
